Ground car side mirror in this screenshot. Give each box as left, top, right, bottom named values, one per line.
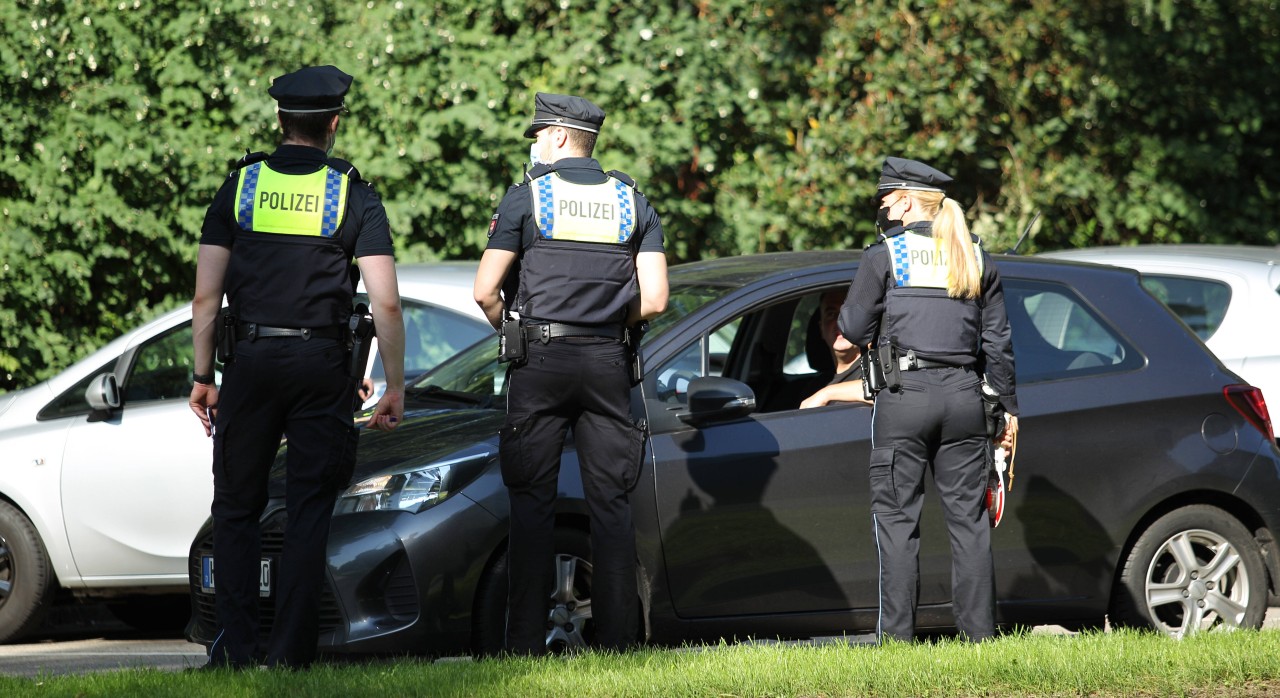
left=678, top=376, right=756, bottom=426
left=85, top=372, right=121, bottom=412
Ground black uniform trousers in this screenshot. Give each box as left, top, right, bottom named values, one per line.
left=209, top=336, right=358, bottom=668
left=499, top=336, right=646, bottom=654
left=868, top=365, right=995, bottom=643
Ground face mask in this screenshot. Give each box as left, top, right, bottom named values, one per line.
left=529, top=143, right=542, bottom=166
left=876, top=205, right=903, bottom=233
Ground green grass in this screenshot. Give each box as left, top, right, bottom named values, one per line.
left=3, top=629, right=1279, bottom=697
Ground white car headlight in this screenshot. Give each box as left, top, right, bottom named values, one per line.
left=334, top=452, right=490, bottom=515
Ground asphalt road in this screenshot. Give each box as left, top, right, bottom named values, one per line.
left=0, top=604, right=205, bottom=679
left=1, top=604, right=1277, bottom=680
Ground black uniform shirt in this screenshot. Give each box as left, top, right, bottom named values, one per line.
left=200, top=144, right=394, bottom=259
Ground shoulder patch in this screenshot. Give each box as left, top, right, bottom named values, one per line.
left=487, top=213, right=500, bottom=238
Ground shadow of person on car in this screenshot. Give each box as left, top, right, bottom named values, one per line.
left=656, top=420, right=849, bottom=622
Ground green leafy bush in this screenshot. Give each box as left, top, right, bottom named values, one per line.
left=2, top=0, right=1276, bottom=391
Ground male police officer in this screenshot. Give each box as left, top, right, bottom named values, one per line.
left=187, top=65, right=405, bottom=669
left=474, top=92, right=668, bottom=654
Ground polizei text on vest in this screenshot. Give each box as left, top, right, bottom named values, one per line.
left=560, top=199, right=616, bottom=220
left=259, top=191, right=322, bottom=213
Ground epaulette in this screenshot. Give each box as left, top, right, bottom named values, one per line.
left=326, top=157, right=364, bottom=183
left=522, top=162, right=554, bottom=183
left=231, top=150, right=269, bottom=171
left=606, top=170, right=636, bottom=188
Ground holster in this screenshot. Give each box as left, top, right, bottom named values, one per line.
left=347, top=303, right=376, bottom=379
left=216, top=309, right=237, bottom=364
left=624, top=320, right=648, bottom=386
left=879, top=342, right=902, bottom=392
left=860, top=348, right=883, bottom=400
left=498, top=316, right=527, bottom=365
left=982, top=384, right=1005, bottom=438
left=860, top=340, right=903, bottom=399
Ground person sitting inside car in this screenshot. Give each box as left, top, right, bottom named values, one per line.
left=801, top=288, right=870, bottom=409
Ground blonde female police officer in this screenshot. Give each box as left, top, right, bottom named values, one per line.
left=188, top=65, right=405, bottom=669
left=474, top=93, right=668, bottom=654
left=838, top=157, right=1019, bottom=643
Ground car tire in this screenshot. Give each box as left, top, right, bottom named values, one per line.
left=107, top=596, right=191, bottom=634
left=0, top=501, right=55, bottom=644
left=1111, top=504, right=1267, bottom=637
left=471, top=527, right=594, bottom=657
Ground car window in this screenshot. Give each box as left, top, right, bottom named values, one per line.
left=782, top=294, right=822, bottom=375
left=653, top=319, right=743, bottom=407
left=358, top=296, right=489, bottom=382
left=1005, top=279, right=1139, bottom=383
left=1138, top=274, right=1231, bottom=342
left=652, top=287, right=842, bottom=412
left=123, top=324, right=196, bottom=404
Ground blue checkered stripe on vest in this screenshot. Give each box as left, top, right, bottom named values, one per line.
left=614, top=179, right=635, bottom=242
left=535, top=176, right=556, bottom=238
left=237, top=162, right=262, bottom=230
left=889, top=235, right=911, bottom=286
left=320, top=168, right=343, bottom=238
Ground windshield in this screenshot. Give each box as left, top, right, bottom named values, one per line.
left=407, top=282, right=731, bottom=402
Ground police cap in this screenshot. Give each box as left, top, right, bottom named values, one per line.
left=876, top=156, right=953, bottom=203
left=268, top=65, right=352, bottom=114
left=523, top=92, right=606, bottom=139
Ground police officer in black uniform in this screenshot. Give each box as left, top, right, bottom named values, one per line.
left=187, top=65, right=406, bottom=669
left=473, top=92, right=668, bottom=655
left=839, top=157, right=1019, bottom=643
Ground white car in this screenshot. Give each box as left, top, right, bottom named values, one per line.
left=1038, top=245, right=1280, bottom=406
left=0, top=262, right=488, bottom=642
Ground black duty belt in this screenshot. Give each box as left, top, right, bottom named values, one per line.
left=236, top=322, right=344, bottom=341
left=898, top=353, right=957, bottom=371
left=523, top=322, right=625, bottom=343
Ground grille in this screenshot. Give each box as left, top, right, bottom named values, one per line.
left=188, top=511, right=342, bottom=644
left=384, top=554, right=419, bottom=621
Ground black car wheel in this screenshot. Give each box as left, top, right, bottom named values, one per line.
left=472, top=528, right=593, bottom=656
left=1113, top=505, right=1267, bottom=637
left=0, top=501, right=55, bottom=644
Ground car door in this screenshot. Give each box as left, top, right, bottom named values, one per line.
left=60, top=320, right=213, bottom=583
left=646, top=288, right=882, bottom=618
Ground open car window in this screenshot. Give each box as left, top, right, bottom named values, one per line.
left=651, top=287, right=847, bottom=414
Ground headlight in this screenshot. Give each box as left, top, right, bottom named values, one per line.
left=334, top=452, right=490, bottom=515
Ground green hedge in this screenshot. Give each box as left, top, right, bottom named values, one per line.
left=2, top=0, right=1277, bottom=391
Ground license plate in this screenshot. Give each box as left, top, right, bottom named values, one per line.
left=201, top=556, right=272, bottom=598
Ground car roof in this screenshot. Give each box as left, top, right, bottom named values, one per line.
left=666, top=249, right=1142, bottom=288
left=359, top=261, right=485, bottom=321
left=1040, top=244, right=1280, bottom=267
left=669, top=250, right=861, bottom=287
left=1038, top=245, right=1280, bottom=291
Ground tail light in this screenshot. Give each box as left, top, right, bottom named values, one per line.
left=1224, top=385, right=1274, bottom=443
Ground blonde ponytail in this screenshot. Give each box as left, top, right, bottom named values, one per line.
left=928, top=195, right=980, bottom=299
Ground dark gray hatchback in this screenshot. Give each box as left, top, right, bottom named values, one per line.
left=187, top=251, right=1280, bottom=655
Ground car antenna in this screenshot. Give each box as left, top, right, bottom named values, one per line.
left=1006, top=211, right=1040, bottom=255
